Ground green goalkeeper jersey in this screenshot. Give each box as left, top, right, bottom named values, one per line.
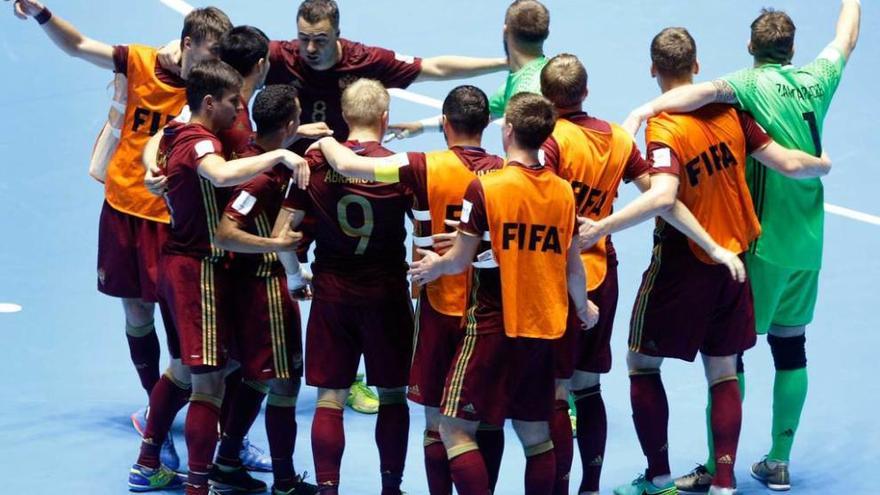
left=488, top=55, right=548, bottom=118
left=722, top=45, right=846, bottom=270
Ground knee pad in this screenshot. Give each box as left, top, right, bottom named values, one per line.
left=767, top=334, right=807, bottom=371
left=267, top=392, right=298, bottom=408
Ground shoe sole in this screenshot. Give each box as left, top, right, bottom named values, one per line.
left=209, top=481, right=268, bottom=493
left=749, top=470, right=790, bottom=491
left=128, top=482, right=181, bottom=492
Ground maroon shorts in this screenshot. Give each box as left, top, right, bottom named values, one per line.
left=408, top=294, right=465, bottom=407
left=305, top=291, right=414, bottom=389
left=628, top=244, right=756, bottom=361
left=158, top=254, right=234, bottom=369
left=441, top=327, right=555, bottom=427
left=97, top=201, right=168, bottom=302
left=231, top=273, right=304, bottom=381
left=555, top=256, right=619, bottom=378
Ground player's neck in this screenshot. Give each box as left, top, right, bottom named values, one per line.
left=239, top=77, right=261, bottom=106
left=190, top=114, right=217, bottom=133
left=506, top=144, right=541, bottom=166
left=555, top=104, right=584, bottom=116
left=659, top=76, right=693, bottom=94
left=347, top=125, right=382, bottom=143
left=255, top=133, right=284, bottom=152
left=446, top=130, right=483, bottom=149
left=507, top=43, right=543, bottom=72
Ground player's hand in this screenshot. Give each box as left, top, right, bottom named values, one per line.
left=577, top=299, right=600, bottom=331
left=144, top=164, right=168, bottom=196
left=707, top=244, right=746, bottom=283
left=622, top=104, right=653, bottom=137
left=296, top=122, right=334, bottom=140
left=9, top=0, right=44, bottom=19
left=431, top=220, right=459, bottom=255
left=281, top=150, right=311, bottom=189
left=273, top=221, right=303, bottom=252
left=408, top=248, right=442, bottom=287
left=286, top=266, right=313, bottom=300
left=578, top=216, right=608, bottom=250
left=157, top=39, right=182, bottom=75
left=384, top=121, right=423, bottom=143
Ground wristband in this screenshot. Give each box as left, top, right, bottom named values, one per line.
left=286, top=271, right=307, bottom=290
left=418, top=116, right=443, bottom=133
left=34, top=7, right=52, bottom=25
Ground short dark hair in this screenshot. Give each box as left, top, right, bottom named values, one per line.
left=506, top=0, right=550, bottom=44
left=218, top=25, right=270, bottom=77
left=505, top=92, right=556, bottom=149
left=297, top=0, right=340, bottom=30
left=186, top=60, right=243, bottom=112
left=442, top=85, right=490, bottom=136
left=253, top=85, right=301, bottom=136
left=650, top=27, right=697, bottom=78
left=750, top=9, right=796, bottom=64
left=181, top=7, right=232, bottom=45
left=540, top=53, right=587, bottom=108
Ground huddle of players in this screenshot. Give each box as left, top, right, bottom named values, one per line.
left=8, top=0, right=860, bottom=494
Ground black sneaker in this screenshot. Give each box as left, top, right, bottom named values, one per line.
left=675, top=465, right=736, bottom=494
left=750, top=458, right=790, bottom=491
left=209, top=464, right=268, bottom=493
left=272, top=472, right=318, bottom=495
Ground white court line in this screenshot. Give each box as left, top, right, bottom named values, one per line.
left=0, top=303, right=23, bottom=313
left=159, top=0, right=878, bottom=227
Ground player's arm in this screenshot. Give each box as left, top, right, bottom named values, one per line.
left=409, top=231, right=480, bottom=285
left=274, top=207, right=312, bottom=299
left=751, top=142, right=832, bottom=179
left=829, top=0, right=861, bottom=61
left=214, top=215, right=301, bottom=254
left=622, top=81, right=737, bottom=136
left=315, top=137, right=405, bottom=182
left=578, top=173, right=678, bottom=249
left=565, top=236, right=599, bottom=330
left=415, top=55, right=507, bottom=82
left=197, top=150, right=310, bottom=189
left=142, top=130, right=168, bottom=195
left=10, top=0, right=114, bottom=69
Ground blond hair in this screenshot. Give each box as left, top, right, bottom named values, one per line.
left=341, top=79, right=389, bottom=128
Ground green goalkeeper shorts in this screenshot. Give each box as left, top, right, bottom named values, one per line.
left=746, top=252, right=819, bottom=334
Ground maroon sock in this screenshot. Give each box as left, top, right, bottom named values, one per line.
left=266, top=404, right=298, bottom=490
left=219, top=368, right=243, bottom=435
left=549, top=400, right=573, bottom=495
left=217, top=383, right=265, bottom=466
left=376, top=402, right=409, bottom=494
left=710, top=379, right=742, bottom=489
left=476, top=426, right=504, bottom=491
left=127, top=330, right=161, bottom=396
left=185, top=399, right=220, bottom=493
left=449, top=449, right=489, bottom=495
left=137, top=375, right=191, bottom=468
left=630, top=372, right=670, bottom=480
left=574, top=385, right=607, bottom=493
left=525, top=448, right=556, bottom=495
left=312, top=406, right=345, bottom=489
left=423, top=430, right=452, bottom=495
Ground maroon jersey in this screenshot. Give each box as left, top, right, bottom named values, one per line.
left=218, top=96, right=253, bottom=159
left=223, top=140, right=292, bottom=277
left=159, top=121, right=226, bottom=260
left=267, top=39, right=422, bottom=143
left=284, top=140, right=412, bottom=303
left=113, top=45, right=184, bottom=87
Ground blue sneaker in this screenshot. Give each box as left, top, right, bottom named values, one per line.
left=131, top=407, right=181, bottom=471
left=614, top=473, right=678, bottom=495
left=240, top=437, right=272, bottom=472
left=128, top=463, right=185, bottom=492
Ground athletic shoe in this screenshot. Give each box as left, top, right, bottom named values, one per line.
left=674, top=464, right=736, bottom=493
left=131, top=407, right=181, bottom=471
left=614, top=473, right=678, bottom=495
left=570, top=410, right=577, bottom=437
left=346, top=373, right=379, bottom=414
left=240, top=437, right=273, bottom=472
left=750, top=458, right=790, bottom=491
left=209, top=464, right=268, bottom=493
left=271, top=472, right=320, bottom=494
left=128, top=463, right=185, bottom=492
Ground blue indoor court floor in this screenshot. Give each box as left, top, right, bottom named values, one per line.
left=0, top=1, right=877, bottom=493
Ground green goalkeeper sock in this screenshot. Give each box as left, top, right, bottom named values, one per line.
left=704, top=371, right=745, bottom=474
left=767, top=367, right=808, bottom=462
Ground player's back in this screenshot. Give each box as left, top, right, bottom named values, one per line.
left=296, top=140, right=411, bottom=301
left=646, top=104, right=762, bottom=262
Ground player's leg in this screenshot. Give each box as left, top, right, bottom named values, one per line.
left=422, top=406, right=451, bottom=495
left=311, top=387, right=349, bottom=495
left=476, top=422, right=505, bottom=492
left=512, top=419, right=555, bottom=495
left=186, top=367, right=228, bottom=495
left=123, top=298, right=162, bottom=396
left=549, top=379, right=573, bottom=495
left=439, top=416, right=485, bottom=495
left=701, top=354, right=741, bottom=494
left=263, top=377, right=313, bottom=494
left=571, top=371, right=603, bottom=495
left=376, top=387, right=409, bottom=495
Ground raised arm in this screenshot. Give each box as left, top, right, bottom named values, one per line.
left=197, top=149, right=309, bottom=188
left=622, top=81, right=735, bottom=136
left=751, top=143, right=832, bottom=179
left=11, top=0, right=114, bottom=69
left=415, top=55, right=507, bottom=82
left=830, top=0, right=861, bottom=60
